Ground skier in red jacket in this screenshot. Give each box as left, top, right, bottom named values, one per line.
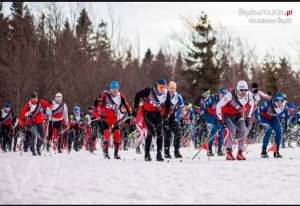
left=19, top=92, right=51, bottom=156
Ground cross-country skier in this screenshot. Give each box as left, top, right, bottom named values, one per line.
left=192, top=88, right=210, bottom=149
left=68, top=106, right=85, bottom=152
left=202, top=88, right=227, bottom=156
left=47, top=93, right=69, bottom=153
left=132, top=78, right=171, bottom=161
left=254, top=93, right=288, bottom=158
left=19, top=92, right=52, bottom=156
left=0, top=103, right=15, bottom=152
left=162, top=81, right=185, bottom=159
left=97, top=81, right=132, bottom=159
left=216, top=80, right=254, bottom=160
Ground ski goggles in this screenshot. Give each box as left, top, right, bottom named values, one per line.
left=157, top=84, right=167, bottom=90
left=239, top=89, right=248, bottom=93
left=252, top=88, right=258, bottom=94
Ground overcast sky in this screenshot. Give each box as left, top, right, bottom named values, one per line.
left=3, top=2, right=300, bottom=70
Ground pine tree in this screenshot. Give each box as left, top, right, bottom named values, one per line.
left=261, top=53, right=278, bottom=95
left=174, top=52, right=183, bottom=81
left=36, top=13, right=49, bottom=96
left=183, top=12, right=222, bottom=97
left=7, top=2, right=37, bottom=111
left=150, top=49, right=171, bottom=83
left=76, top=8, right=94, bottom=59
left=95, top=20, right=112, bottom=66
left=141, top=48, right=154, bottom=74
left=0, top=2, right=10, bottom=105
left=276, top=57, right=300, bottom=103
left=140, top=48, right=154, bottom=86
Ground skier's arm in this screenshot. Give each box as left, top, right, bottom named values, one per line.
left=284, top=105, right=289, bottom=129
left=246, top=93, right=255, bottom=118
left=121, top=94, right=132, bottom=114
left=216, top=92, right=232, bottom=120
left=259, top=90, right=271, bottom=100
left=40, top=99, right=52, bottom=109
left=254, top=101, right=269, bottom=123
left=133, top=87, right=151, bottom=109
left=164, top=91, right=171, bottom=116
left=177, top=94, right=185, bottom=118
left=63, top=104, right=69, bottom=126
left=19, top=103, right=30, bottom=121
left=98, top=93, right=107, bottom=115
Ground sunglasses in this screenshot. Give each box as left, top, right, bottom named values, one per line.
left=252, top=88, right=258, bottom=94
left=239, top=89, right=248, bottom=93
left=157, top=84, right=167, bottom=90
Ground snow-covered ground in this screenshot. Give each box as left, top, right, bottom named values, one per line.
left=1, top=143, right=300, bottom=204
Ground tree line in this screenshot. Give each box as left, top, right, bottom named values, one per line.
left=1, top=3, right=299, bottom=114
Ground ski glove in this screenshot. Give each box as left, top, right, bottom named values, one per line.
left=179, top=119, right=185, bottom=127
left=218, top=119, right=226, bottom=127
left=259, top=122, right=268, bottom=130
left=132, top=108, right=138, bottom=118
left=128, top=113, right=134, bottom=120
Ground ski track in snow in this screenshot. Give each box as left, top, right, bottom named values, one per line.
left=1, top=144, right=300, bottom=204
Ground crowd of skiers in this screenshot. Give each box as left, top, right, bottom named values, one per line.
left=1, top=78, right=300, bottom=161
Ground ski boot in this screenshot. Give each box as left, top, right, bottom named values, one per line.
left=156, top=151, right=164, bottom=162
left=226, top=148, right=236, bottom=160
left=207, top=149, right=214, bottom=157
left=237, top=150, right=246, bottom=160
left=114, top=150, right=121, bottom=160
left=145, top=152, right=152, bottom=162
left=217, top=147, right=225, bottom=156
left=164, top=149, right=172, bottom=159
left=261, top=148, right=269, bottom=158
left=174, top=149, right=182, bottom=158
left=37, top=147, right=42, bottom=156
left=103, top=151, right=111, bottom=159
left=31, top=148, right=37, bottom=156
left=274, top=150, right=283, bottom=158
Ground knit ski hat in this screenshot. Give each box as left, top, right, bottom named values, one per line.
left=218, top=88, right=227, bottom=95
left=236, top=80, right=248, bottom=91
left=55, top=92, right=63, bottom=100
left=30, top=92, right=38, bottom=99
left=273, top=93, right=284, bottom=103
left=4, top=103, right=10, bottom=109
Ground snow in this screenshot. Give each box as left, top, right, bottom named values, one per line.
left=1, top=143, right=300, bottom=204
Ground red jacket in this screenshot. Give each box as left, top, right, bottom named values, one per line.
left=19, top=99, right=51, bottom=125
left=98, top=92, right=132, bottom=119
